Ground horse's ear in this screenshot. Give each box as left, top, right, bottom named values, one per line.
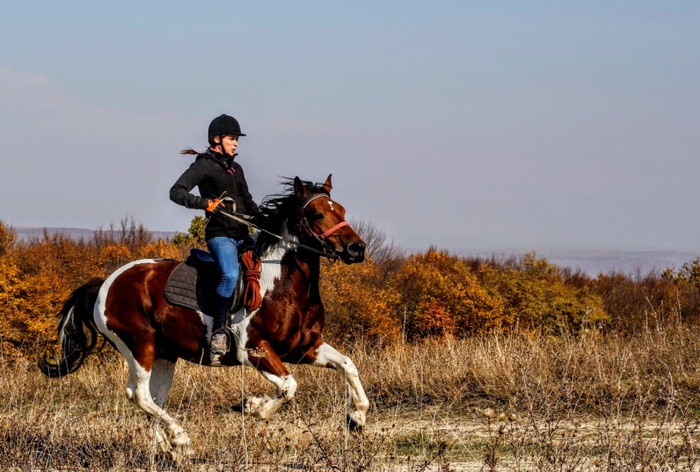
left=294, top=176, right=307, bottom=200
left=322, top=174, right=333, bottom=194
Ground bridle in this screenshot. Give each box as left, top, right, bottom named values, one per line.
left=298, top=193, right=350, bottom=259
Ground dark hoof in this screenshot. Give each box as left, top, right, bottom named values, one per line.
left=346, top=414, right=363, bottom=433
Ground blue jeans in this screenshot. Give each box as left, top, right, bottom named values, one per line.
left=207, top=237, right=244, bottom=298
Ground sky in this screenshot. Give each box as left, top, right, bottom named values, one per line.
left=0, top=1, right=698, bottom=253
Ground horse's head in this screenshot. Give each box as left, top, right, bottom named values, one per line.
left=293, top=175, right=365, bottom=264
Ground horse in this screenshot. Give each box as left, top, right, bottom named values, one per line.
left=39, top=175, right=369, bottom=456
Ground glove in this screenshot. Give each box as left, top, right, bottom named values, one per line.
left=206, top=198, right=222, bottom=213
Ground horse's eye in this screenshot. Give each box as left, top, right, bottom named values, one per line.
left=309, top=212, right=324, bottom=221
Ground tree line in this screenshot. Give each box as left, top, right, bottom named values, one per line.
left=1, top=218, right=699, bottom=359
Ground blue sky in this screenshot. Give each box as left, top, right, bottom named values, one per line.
left=1, top=1, right=698, bottom=252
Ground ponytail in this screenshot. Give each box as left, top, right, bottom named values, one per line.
left=179, top=148, right=198, bottom=156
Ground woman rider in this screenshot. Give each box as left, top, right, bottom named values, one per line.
left=170, top=114, right=263, bottom=355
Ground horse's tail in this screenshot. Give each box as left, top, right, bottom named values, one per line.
left=38, top=278, right=105, bottom=378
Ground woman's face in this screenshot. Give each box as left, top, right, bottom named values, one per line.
left=217, top=135, right=239, bottom=156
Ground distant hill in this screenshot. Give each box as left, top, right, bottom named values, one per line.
left=454, top=248, right=700, bottom=277
left=13, top=226, right=176, bottom=242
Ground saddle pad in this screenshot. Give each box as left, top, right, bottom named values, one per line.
left=164, top=262, right=202, bottom=312
left=163, top=259, right=244, bottom=315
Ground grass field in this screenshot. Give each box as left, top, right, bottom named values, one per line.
left=2, top=326, right=700, bottom=471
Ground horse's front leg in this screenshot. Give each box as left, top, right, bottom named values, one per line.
left=310, top=342, right=369, bottom=431
left=244, top=341, right=297, bottom=420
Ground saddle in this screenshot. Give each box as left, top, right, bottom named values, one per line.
left=164, top=248, right=262, bottom=316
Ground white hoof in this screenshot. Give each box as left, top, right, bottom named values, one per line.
left=244, top=395, right=265, bottom=417
left=170, top=430, right=191, bottom=447
left=152, top=427, right=171, bottom=453
left=347, top=411, right=366, bottom=431
left=244, top=395, right=280, bottom=420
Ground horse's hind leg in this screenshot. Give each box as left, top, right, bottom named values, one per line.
left=124, top=355, right=192, bottom=451
left=148, top=358, right=181, bottom=454
left=311, top=343, right=369, bottom=430
left=150, top=358, right=177, bottom=408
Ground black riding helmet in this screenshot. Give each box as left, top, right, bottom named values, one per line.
left=208, top=114, right=246, bottom=145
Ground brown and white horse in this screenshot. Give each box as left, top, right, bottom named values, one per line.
left=39, top=175, right=369, bottom=455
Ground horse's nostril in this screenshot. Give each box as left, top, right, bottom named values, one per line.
left=348, top=242, right=366, bottom=258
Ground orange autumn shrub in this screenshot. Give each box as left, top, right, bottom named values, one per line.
left=0, top=245, right=28, bottom=358
left=136, top=240, right=185, bottom=260
left=0, top=228, right=104, bottom=358
left=416, top=300, right=455, bottom=338
left=98, top=243, right=132, bottom=272
left=0, top=221, right=177, bottom=358
left=388, top=249, right=505, bottom=340
left=321, top=257, right=401, bottom=345
left=475, top=253, right=609, bottom=333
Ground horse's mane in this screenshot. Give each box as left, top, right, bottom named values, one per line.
left=256, top=178, right=329, bottom=256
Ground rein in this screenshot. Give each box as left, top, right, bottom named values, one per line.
left=215, top=193, right=346, bottom=261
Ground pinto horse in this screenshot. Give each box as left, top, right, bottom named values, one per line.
left=39, top=175, right=369, bottom=455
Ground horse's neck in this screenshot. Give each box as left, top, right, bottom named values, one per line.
left=259, top=222, right=298, bottom=262
left=262, top=242, right=320, bottom=277
left=259, top=228, right=321, bottom=297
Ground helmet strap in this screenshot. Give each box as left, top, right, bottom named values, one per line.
left=210, top=136, right=223, bottom=154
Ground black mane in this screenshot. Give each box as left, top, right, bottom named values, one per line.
left=256, top=178, right=330, bottom=256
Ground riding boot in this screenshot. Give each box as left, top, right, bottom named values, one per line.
left=210, top=294, right=232, bottom=355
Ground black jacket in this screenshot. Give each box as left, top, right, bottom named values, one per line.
left=170, top=150, right=262, bottom=240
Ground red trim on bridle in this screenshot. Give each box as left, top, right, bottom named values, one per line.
left=319, top=221, right=349, bottom=239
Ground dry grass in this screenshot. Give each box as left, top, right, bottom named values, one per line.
left=3, top=325, right=700, bottom=470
